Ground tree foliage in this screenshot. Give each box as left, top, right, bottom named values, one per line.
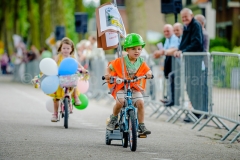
left=0, top=0, right=96, bottom=53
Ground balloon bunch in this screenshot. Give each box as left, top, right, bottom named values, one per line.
left=38, top=57, right=89, bottom=112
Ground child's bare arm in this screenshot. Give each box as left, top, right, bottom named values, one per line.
left=54, top=54, right=60, bottom=62
left=104, top=66, right=112, bottom=80
left=77, top=62, right=88, bottom=73
left=146, top=70, right=153, bottom=79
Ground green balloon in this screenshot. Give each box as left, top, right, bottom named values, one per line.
left=72, top=94, right=89, bottom=110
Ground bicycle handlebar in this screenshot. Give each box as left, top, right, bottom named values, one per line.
left=102, top=75, right=154, bottom=84
left=77, top=69, right=88, bottom=74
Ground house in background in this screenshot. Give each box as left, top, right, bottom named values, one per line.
left=165, top=0, right=216, bottom=39
left=212, top=0, right=240, bottom=46
left=165, top=0, right=240, bottom=46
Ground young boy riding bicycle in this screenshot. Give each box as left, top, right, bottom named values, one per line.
left=104, top=33, right=153, bottom=135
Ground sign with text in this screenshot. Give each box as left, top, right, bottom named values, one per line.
left=96, top=3, right=126, bottom=38
left=96, top=3, right=125, bottom=50
left=105, top=32, right=118, bottom=47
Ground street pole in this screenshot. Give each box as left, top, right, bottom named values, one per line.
left=113, top=0, right=126, bottom=89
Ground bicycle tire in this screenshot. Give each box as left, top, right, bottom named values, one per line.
left=105, top=130, right=112, bottom=145
left=128, top=110, right=137, bottom=151
left=63, top=98, right=69, bottom=129
left=122, top=132, right=128, bottom=148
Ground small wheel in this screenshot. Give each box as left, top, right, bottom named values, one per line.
left=128, top=110, right=137, bottom=151
left=105, top=130, right=112, bottom=145
left=63, top=98, right=69, bottom=129
left=122, top=132, right=128, bottom=148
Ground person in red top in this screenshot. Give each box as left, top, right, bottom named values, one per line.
left=104, top=33, right=153, bottom=135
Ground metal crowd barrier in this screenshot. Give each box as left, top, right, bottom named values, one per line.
left=197, top=52, right=240, bottom=143
left=13, top=60, right=40, bottom=84
left=146, top=52, right=239, bottom=143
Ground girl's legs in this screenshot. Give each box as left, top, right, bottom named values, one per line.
left=51, top=99, right=59, bottom=122
left=53, top=99, right=59, bottom=113
left=73, top=89, right=81, bottom=105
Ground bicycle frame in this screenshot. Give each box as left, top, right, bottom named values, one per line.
left=58, top=87, right=75, bottom=117
left=119, top=83, right=138, bottom=133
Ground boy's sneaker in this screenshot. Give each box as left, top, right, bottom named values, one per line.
left=106, top=115, right=118, bottom=130
left=51, top=113, right=58, bottom=122
left=138, top=123, right=151, bottom=135
left=74, top=97, right=82, bottom=106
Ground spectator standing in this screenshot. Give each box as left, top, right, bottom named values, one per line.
left=195, top=14, right=209, bottom=52
left=13, top=42, right=25, bottom=82
left=161, top=22, right=184, bottom=106
left=174, top=8, right=205, bottom=121
left=88, top=35, right=105, bottom=60
left=195, top=14, right=209, bottom=115
left=153, top=24, right=179, bottom=106
left=0, top=53, right=9, bottom=74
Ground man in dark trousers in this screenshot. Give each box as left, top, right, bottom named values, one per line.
left=153, top=24, right=179, bottom=106
left=174, top=8, right=205, bottom=122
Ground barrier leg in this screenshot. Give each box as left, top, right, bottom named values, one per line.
left=167, top=108, right=182, bottom=122
left=172, top=109, right=185, bottom=124
left=211, top=117, right=222, bottom=129
left=221, top=124, right=239, bottom=141
left=156, top=107, right=167, bottom=119
left=169, top=107, right=176, bottom=114
left=149, top=105, right=161, bottom=117
left=230, top=131, right=240, bottom=144
left=188, top=112, right=198, bottom=122
left=192, top=114, right=205, bottom=129
left=166, top=108, right=174, bottom=116
left=198, top=115, right=213, bottom=131
left=215, top=117, right=230, bottom=131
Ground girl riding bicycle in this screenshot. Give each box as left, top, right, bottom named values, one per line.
left=48, top=37, right=88, bottom=122
left=105, top=33, right=152, bottom=135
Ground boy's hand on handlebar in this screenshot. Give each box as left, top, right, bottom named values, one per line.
left=104, top=74, right=111, bottom=80
left=146, top=73, right=153, bottom=79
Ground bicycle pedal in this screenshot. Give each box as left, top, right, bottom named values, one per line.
left=138, top=134, right=147, bottom=138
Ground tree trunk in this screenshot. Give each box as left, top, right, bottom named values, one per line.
left=38, top=0, right=44, bottom=48
left=27, top=0, right=40, bottom=49
left=13, top=0, right=19, bottom=34
left=75, top=0, right=85, bottom=12
left=51, top=0, right=65, bottom=29
left=40, top=0, right=52, bottom=49
left=2, top=0, right=14, bottom=54
left=231, top=7, right=240, bottom=46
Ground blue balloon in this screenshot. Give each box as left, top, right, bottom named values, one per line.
left=58, top=58, right=78, bottom=75
left=41, top=75, right=59, bottom=94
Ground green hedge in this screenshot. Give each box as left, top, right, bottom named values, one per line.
left=210, top=37, right=232, bottom=51
left=212, top=46, right=240, bottom=88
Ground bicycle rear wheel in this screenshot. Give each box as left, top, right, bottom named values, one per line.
left=128, top=110, right=137, bottom=151
left=63, top=98, right=69, bottom=129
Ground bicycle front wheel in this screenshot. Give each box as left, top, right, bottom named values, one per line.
left=128, top=110, right=137, bottom=151
left=63, top=98, right=69, bottom=129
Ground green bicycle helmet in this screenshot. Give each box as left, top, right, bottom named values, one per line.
left=123, top=33, right=145, bottom=51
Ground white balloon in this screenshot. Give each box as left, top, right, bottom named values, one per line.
left=46, top=98, right=60, bottom=113
left=46, top=98, right=54, bottom=113
left=39, top=58, right=58, bottom=76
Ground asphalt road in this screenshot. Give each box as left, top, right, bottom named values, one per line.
left=0, top=76, right=239, bottom=160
